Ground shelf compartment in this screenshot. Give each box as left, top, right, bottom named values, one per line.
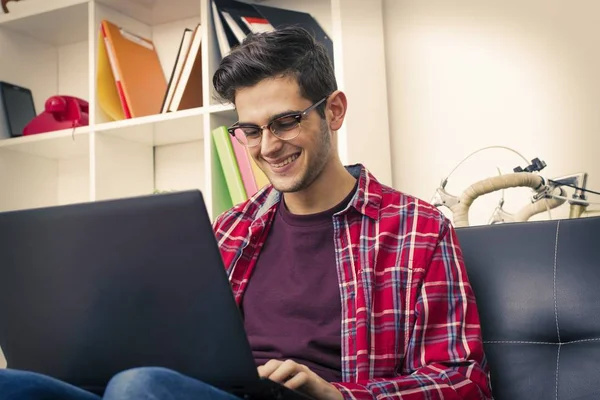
left=93, top=116, right=206, bottom=204
left=0, top=0, right=90, bottom=130
left=0, top=128, right=90, bottom=213
left=0, top=0, right=88, bottom=46
left=92, top=1, right=203, bottom=126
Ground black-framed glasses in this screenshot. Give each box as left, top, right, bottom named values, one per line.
left=227, top=96, right=328, bottom=147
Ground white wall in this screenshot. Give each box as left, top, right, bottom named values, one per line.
left=331, top=0, right=392, bottom=187
left=383, top=0, right=600, bottom=225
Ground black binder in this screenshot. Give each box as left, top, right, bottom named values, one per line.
left=212, top=0, right=334, bottom=65
left=252, top=3, right=334, bottom=66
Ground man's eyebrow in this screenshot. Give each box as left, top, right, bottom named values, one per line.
left=236, top=109, right=300, bottom=126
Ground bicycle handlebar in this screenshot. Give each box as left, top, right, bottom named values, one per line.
left=449, top=172, right=567, bottom=227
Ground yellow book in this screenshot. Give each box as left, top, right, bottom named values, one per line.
left=247, top=148, right=270, bottom=190
left=97, top=26, right=125, bottom=121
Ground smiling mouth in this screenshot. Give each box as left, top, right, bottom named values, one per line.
left=270, top=153, right=300, bottom=168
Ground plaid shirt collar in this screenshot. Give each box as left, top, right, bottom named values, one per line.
left=251, top=163, right=381, bottom=221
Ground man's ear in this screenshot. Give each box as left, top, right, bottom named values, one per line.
left=325, top=90, right=347, bottom=132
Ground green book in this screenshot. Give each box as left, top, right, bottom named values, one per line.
left=211, top=136, right=233, bottom=219
left=212, top=126, right=247, bottom=207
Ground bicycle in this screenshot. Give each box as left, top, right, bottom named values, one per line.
left=430, top=146, right=600, bottom=228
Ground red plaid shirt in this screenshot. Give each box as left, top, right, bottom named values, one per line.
left=213, top=164, right=492, bottom=399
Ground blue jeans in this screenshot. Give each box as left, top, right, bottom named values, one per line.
left=0, top=367, right=240, bottom=400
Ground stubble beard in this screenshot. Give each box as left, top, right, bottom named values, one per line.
left=274, top=120, right=331, bottom=193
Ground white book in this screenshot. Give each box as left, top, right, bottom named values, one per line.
left=168, top=26, right=203, bottom=112
left=161, top=28, right=194, bottom=113
left=211, top=0, right=231, bottom=58
left=221, top=11, right=246, bottom=44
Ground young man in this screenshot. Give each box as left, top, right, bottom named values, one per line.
left=209, top=26, right=492, bottom=400
left=0, top=27, right=492, bottom=399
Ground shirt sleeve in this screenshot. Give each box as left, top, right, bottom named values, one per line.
left=331, top=220, right=493, bottom=400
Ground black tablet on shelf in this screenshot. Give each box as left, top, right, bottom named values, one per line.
left=0, top=81, right=36, bottom=139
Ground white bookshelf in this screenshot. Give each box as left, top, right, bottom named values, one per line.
left=0, top=0, right=392, bottom=219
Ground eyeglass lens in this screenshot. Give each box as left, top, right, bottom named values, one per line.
left=233, top=114, right=301, bottom=146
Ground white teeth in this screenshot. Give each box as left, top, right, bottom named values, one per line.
left=272, top=154, right=299, bottom=168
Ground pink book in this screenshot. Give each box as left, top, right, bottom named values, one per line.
left=229, top=133, right=259, bottom=197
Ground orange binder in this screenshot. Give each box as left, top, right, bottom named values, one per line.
left=99, top=20, right=167, bottom=119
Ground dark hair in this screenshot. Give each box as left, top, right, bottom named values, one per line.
left=212, top=26, right=337, bottom=118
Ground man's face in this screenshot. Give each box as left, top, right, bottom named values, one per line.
left=234, top=76, right=332, bottom=193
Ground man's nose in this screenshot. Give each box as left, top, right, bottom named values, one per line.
left=260, top=128, right=283, bottom=158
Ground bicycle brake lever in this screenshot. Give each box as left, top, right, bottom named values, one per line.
left=488, top=205, right=515, bottom=224
left=431, top=186, right=459, bottom=208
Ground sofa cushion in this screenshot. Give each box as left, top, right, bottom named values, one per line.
left=456, top=217, right=600, bottom=400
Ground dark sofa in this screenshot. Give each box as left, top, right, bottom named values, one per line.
left=456, top=216, right=600, bottom=400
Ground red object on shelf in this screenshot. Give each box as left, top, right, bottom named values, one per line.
left=1, top=0, right=21, bottom=14
left=23, top=95, right=89, bottom=136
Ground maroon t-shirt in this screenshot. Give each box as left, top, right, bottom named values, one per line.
left=242, top=186, right=357, bottom=382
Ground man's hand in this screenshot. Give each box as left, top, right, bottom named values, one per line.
left=258, top=359, right=343, bottom=400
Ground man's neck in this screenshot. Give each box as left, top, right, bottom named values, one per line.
left=282, top=161, right=357, bottom=215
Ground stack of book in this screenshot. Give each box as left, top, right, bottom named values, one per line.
left=97, top=19, right=203, bottom=121
left=212, top=125, right=270, bottom=209
left=160, top=24, right=203, bottom=114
